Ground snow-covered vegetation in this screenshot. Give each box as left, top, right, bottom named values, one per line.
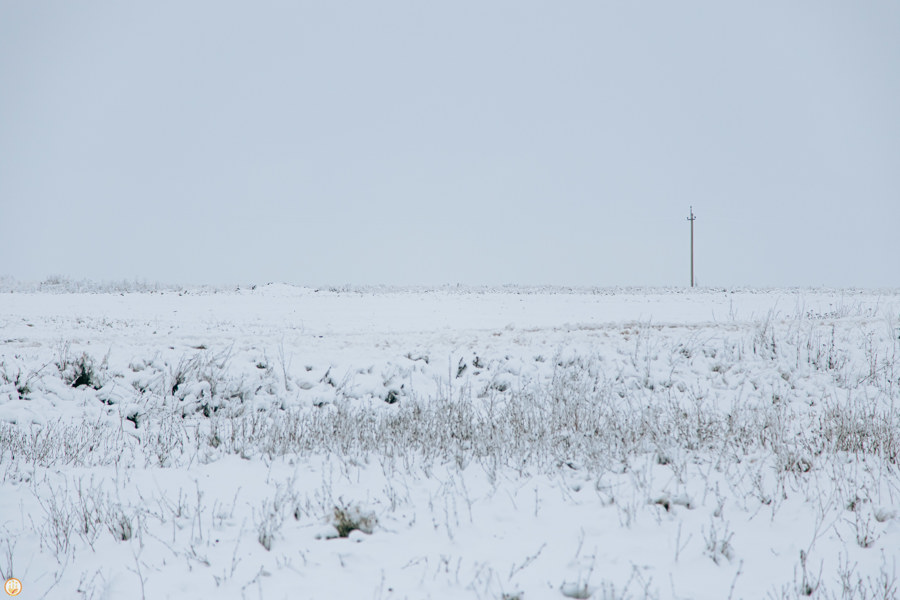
left=1, top=284, right=898, bottom=599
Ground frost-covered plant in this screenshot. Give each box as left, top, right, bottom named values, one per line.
left=331, top=502, right=376, bottom=538
left=107, top=507, right=134, bottom=541
left=0, top=366, right=31, bottom=399
left=70, top=355, right=99, bottom=388
left=257, top=517, right=278, bottom=551
left=34, top=487, right=74, bottom=560
left=703, top=518, right=735, bottom=565
left=854, top=512, right=879, bottom=549
left=56, top=344, right=104, bottom=390
left=166, top=347, right=248, bottom=417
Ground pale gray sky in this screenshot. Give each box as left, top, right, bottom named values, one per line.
left=2, top=1, right=898, bottom=287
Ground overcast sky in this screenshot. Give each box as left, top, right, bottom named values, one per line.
left=2, top=1, right=898, bottom=288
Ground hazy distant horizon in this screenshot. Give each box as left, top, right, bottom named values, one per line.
left=3, top=2, right=898, bottom=288
left=4, top=274, right=900, bottom=296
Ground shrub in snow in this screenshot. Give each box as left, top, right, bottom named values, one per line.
left=258, top=523, right=275, bottom=551
left=106, top=507, right=134, bottom=541
left=703, top=518, right=735, bottom=565
left=56, top=346, right=104, bottom=390
left=0, top=367, right=31, bottom=399
left=331, top=502, right=376, bottom=538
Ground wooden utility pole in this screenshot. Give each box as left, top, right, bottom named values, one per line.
left=687, top=206, right=696, bottom=287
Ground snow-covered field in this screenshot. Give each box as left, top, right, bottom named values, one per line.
left=1, top=284, right=899, bottom=599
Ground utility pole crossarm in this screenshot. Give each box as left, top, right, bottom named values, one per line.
left=687, top=206, right=696, bottom=288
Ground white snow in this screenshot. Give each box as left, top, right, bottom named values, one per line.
left=0, top=285, right=898, bottom=599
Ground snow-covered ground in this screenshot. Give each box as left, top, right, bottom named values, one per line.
left=1, top=285, right=898, bottom=599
